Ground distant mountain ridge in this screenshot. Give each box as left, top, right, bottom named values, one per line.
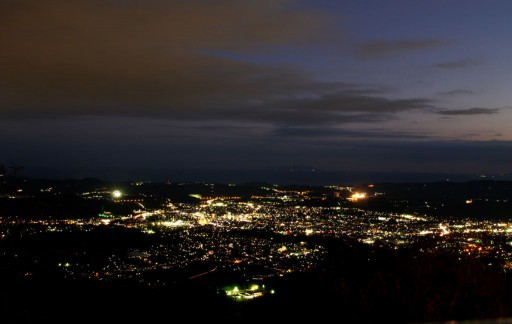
left=22, top=166, right=510, bottom=186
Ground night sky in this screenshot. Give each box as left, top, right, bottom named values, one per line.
left=2, top=0, right=512, bottom=182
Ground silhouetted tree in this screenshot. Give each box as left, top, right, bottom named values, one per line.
left=0, top=162, right=24, bottom=195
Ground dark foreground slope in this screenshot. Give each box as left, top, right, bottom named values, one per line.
left=2, top=235, right=512, bottom=324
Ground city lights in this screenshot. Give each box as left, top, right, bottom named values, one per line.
left=348, top=192, right=367, bottom=201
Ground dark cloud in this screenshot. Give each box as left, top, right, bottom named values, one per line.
left=345, top=85, right=395, bottom=95
left=0, top=0, right=340, bottom=117
left=435, top=59, right=479, bottom=69
left=0, top=0, right=455, bottom=131
left=280, top=93, right=432, bottom=113
left=461, top=132, right=503, bottom=139
left=356, top=39, right=447, bottom=59
left=437, top=107, right=500, bottom=115
left=258, top=93, right=432, bottom=126
left=438, top=89, right=475, bottom=96
left=274, top=127, right=432, bottom=139
left=0, top=0, right=447, bottom=129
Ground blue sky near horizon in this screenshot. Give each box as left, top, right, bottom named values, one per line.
left=1, top=0, right=512, bottom=181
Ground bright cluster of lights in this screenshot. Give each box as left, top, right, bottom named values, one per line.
left=439, top=223, right=450, bottom=236
left=223, top=284, right=274, bottom=301
left=348, top=192, right=367, bottom=201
